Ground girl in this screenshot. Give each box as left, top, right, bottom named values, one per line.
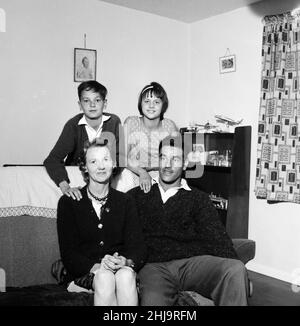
left=113, top=82, right=178, bottom=193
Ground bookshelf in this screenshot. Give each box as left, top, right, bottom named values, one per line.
left=180, top=126, right=252, bottom=239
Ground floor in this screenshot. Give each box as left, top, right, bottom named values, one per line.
left=248, top=270, right=300, bottom=306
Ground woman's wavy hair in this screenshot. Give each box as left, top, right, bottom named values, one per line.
left=78, top=137, right=116, bottom=184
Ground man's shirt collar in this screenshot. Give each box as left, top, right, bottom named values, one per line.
left=152, top=176, right=191, bottom=204
left=152, top=176, right=191, bottom=191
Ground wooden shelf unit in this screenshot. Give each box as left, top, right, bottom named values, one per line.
left=180, top=126, right=252, bottom=239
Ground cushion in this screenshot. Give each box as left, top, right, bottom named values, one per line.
left=232, top=239, right=256, bottom=265
left=0, top=284, right=93, bottom=306
left=0, top=284, right=215, bottom=306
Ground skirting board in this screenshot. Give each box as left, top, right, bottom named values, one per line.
left=246, top=261, right=300, bottom=288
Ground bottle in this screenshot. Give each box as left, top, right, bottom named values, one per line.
left=225, top=150, right=232, bottom=167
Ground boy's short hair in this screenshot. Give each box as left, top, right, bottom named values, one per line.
left=78, top=80, right=107, bottom=100
left=137, top=82, right=169, bottom=120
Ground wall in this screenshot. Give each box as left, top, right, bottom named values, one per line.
left=0, top=0, right=189, bottom=166
left=189, top=0, right=300, bottom=283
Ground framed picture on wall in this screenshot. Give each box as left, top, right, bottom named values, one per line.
left=219, top=54, right=236, bottom=74
left=74, top=48, right=97, bottom=82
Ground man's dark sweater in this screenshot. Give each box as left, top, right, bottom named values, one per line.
left=128, top=183, right=238, bottom=263
left=44, top=113, right=121, bottom=186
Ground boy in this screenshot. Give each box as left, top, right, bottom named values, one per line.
left=44, top=80, right=121, bottom=200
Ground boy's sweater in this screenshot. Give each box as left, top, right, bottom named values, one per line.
left=44, top=113, right=120, bottom=186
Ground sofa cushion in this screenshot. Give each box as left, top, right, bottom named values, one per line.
left=232, top=239, right=256, bottom=265
left=0, top=284, right=93, bottom=306
left=0, top=284, right=215, bottom=306
left=0, top=239, right=255, bottom=306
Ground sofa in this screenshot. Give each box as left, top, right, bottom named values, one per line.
left=0, top=166, right=255, bottom=306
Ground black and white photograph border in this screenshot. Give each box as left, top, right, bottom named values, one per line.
left=74, top=48, right=97, bottom=82
left=219, top=54, right=236, bottom=74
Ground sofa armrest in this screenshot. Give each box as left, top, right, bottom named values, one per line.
left=232, top=239, right=256, bottom=265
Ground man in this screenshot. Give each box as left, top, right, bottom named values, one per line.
left=44, top=80, right=120, bottom=200
left=128, top=135, right=249, bottom=306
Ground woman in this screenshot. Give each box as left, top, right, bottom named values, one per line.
left=112, top=82, right=178, bottom=193
left=57, top=138, right=147, bottom=306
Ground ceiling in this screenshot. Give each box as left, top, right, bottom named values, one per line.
left=99, top=0, right=263, bottom=23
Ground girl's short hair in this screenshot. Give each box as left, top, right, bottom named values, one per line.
left=78, top=138, right=116, bottom=184
left=137, top=82, right=169, bottom=120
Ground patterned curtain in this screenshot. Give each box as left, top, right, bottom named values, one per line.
left=255, top=11, right=300, bottom=203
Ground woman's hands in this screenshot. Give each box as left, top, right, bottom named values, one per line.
left=100, top=253, right=128, bottom=273
left=90, top=253, right=135, bottom=275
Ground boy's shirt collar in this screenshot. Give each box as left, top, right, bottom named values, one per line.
left=78, top=114, right=111, bottom=142
left=78, top=114, right=111, bottom=127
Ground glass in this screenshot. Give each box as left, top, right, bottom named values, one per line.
left=206, top=150, right=232, bottom=167
left=225, top=150, right=232, bottom=167
left=207, top=151, right=219, bottom=166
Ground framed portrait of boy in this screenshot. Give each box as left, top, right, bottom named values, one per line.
left=219, top=54, right=236, bottom=74
left=74, top=48, right=97, bottom=82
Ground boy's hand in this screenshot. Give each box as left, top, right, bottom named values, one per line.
left=59, top=181, right=82, bottom=201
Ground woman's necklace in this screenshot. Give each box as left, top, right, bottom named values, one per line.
left=87, top=187, right=109, bottom=205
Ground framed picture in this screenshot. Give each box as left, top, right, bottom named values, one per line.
left=219, top=54, right=236, bottom=74
left=74, top=48, right=97, bottom=82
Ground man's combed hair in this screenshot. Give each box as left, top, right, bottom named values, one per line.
left=159, top=135, right=184, bottom=156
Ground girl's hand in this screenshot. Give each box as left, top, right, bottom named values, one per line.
left=139, top=170, right=152, bottom=193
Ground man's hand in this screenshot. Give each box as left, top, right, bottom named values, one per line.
left=59, top=180, right=82, bottom=201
